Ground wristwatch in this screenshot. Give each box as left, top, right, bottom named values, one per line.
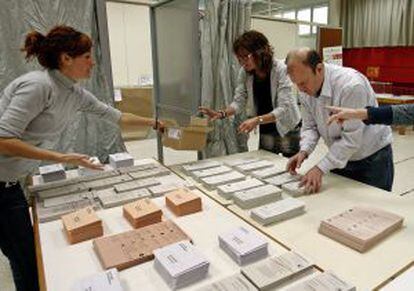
left=258, top=116, right=264, bottom=124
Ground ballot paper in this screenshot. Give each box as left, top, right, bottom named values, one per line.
left=149, top=180, right=194, bottom=197
left=83, top=174, right=133, bottom=190
left=37, top=183, right=88, bottom=199
left=285, top=271, right=356, bottom=291
left=281, top=181, right=307, bottom=197
left=197, top=273, right=258, bottom=291
left=218, top=226, right=268, bottom=265
left=217, top=179, right=264, bottom=200
left=200, top=171, right=245, bottom=188
left=233, top=185, right=282, bottom=209
left=241, top=251, right=313, bottom=290
left=43, top=191, right=96, bottom=208
left=154, top=241, right=210, bottom=289
left=114, top=178, right=159, bottom=193
left=319, top=206, right=404, bottom=252
left=109, top=152, right=134, bottom=169
left=182, top=160, right=222, bottom=172
left=250, top=198, right=305, bottom=225
left=39, top=163, right=66, bottom=183
left=128, top=167, right=170, bottom=180
left=77, top=157, right=102, bottom=176
left=234, top=160, right=274, bottom=173
left=118, top=163, right=159, bottom=174
left=191, top=165, right=232, bottom=179
left=71, top=268, right=123, bottom=291
left=98, top=189, right=151, bottom=209
left=264, top=173, right=301, bottom=186
left=224, top=158, right=259, bottom=167
left=250, top=165, right=287, bottom=179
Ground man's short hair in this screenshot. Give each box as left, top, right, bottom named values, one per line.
left=286, top=49, right=322, bottom=73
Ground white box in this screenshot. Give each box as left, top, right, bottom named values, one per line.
left=109, top=152, right=134, bottom=169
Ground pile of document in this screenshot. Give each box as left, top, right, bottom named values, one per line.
left=319, top=206, right=404, bottom=252
left=264, top=173, right=301, bottom=186
left=250, top=165, right=287, bottom=179
left=233, top=185, right=282, bottom=209
left=219, top=226, right=268, bottom=265
left=97, top=188, right=151, bottom=209
left=200, top=171, right=245, bottom=188
left=154, top=240, right=210, bottom=289
left=242, top=251, right=313, bottom=290
left=114, top=178, right=159, bottom=193
left=197, top=273, right=257, bottom=291
left=234, top=160, right=274, bottom=173
left=39, top=163, right=66, bottom=183
left=61, top=207, right=103, bottom=244
left=281, top=181, right=307, bottom=197
left=285, top=271, right=356, bottom=291
left=224, top=158, right=258, bottom=167
left=109, top=152, right=134, bottom=169
left=182, top=160, right=221, bottom=172
left=190, top=165, right=232, bottom=180
left=123, top=198, right=162, bottom=228
left=250, top=198, right=306, bottom=225
left=71, top=268, right=123, bottom=291
left=77, top=157, right=102, bottom=176
left=217, top=178, right=264, bottom=200
left=166, top=188, right=202, bottom=216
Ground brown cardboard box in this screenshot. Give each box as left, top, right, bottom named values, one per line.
left=166, top=188, right=202, bottom=216
left=61, top=207, right=103, bottom=244
left=123, top=198, right=162, bottom=228
left=116, top=87, right=153, bottom=140
left=162, top=117, right=213, bottom=150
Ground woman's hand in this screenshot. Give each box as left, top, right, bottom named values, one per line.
left=152, top=119, right=165, bottom=133
left=198, top=107, right=222, bottom=121
left=326, top=106, right=368, bottom=125
left=58, top=153, right=104, bottom=170
left=238, top=117, right=259, bottom=133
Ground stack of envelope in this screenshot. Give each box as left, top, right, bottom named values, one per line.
left=39, top=163, right=66, bottom=183
left=218, top=227, right=268, bottom=265
left=166, top=188, right=202, bottom=216
left=109, top=152, right=134, bottom=169
left=285, top=271, right=356, bottom=291
left=241, top=251, right=313, bottom=290
left=61, top=207, right=103, bottom=244
left=250, top=197, right=306, bottom=225
left=154, top=240, right=210, bottom=289
left=233, top=185, right=282, bottom=209
left=123, top=198, right=162, bottom=228
left=319, top=206, right=404, bottom=252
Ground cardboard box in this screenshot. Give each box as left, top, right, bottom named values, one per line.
left=61, top=207, right=103, bottom=244
left=165, top=188, right=202, bottom=216
left=123, top=198, right=162, bottom=228
left=162, top=117, right=213, bottom=151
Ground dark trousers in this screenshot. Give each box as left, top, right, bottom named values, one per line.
left=259, top=127, right=300, bottom=158
left=0, top=182, right=39, bottom=291
left=332, top=144, right=394, bottom=191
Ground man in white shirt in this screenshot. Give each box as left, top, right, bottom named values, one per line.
left=285, top=48, right=393, bottom=192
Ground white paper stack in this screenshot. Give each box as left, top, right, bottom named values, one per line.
left=191, top=165, right=232, bottom=179
left=234, top=160, right=274, bottom=173
left=285, top=271, right=356, bottom=291
left=154, top=240, right=210, bottom=289
left=197, top=273, right=257, bottom=291
left=233, top=185, right=282, bottom=209
left=39, top=163, right=66, bottom=183
left=217, top=179, right=264, bottom=200
left=200, top=171, right=245, bottom=189
left=182, top=160, right=221, bottom=172
left=149, top=180, right=194, bottom=197
left=218, top=227, right=268, bottom=265
left=83, top=175, right=133, bottom=190
left=77, top=157, right=102, bottom=176
left=250, top=198, right=306, bottom=225
left=264, top=173, right=301, bottom=186
left=97, top=189, right=151, bottom=209
left=71, top=268, right=123, bottom=291
left=241, top=251, right=313, bottom=290
left=224, top=158, right=259, bottom=167
left=281, top=181, right=307, bottom=197
left=43, top=191, right=95, bottom=208
left=250, top=165, right=286, bottom=179
left=128, top=167, right=170, bottom=180
left=109, top=152, right=134, bottom=169
left=114, top=178, right=159, bottom=193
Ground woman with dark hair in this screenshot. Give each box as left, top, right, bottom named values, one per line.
left=200, top=30, right=301, bottom=157
left=0, top=25, right=163, bottom=291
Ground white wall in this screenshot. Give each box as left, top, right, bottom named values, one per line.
left=106, top=2, right=152, bottom=87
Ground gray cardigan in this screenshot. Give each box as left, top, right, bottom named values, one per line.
left=229, top=59, right=301, bottom=136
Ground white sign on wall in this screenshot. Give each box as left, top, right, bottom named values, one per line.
left=323, top=46, right=343, bottom=66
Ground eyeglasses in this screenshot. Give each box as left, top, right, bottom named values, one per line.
left=237, top=53, right=252, bottom=64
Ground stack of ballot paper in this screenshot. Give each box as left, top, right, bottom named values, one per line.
left=190, top=165, right=232, bottom=180
left=233, top=185, right=282, bottom=209
left=154, top=240, right=210, bottom=289
left=264, top=173, right=301, bottom=186
left=77, top=157, right=102, bottom=176
left=200, top=171, right=245, bottom=188
left=234, top=160, right=274, bottom=173
left=182, top=160, right=221, bottom=172
left=217, top=178, right=264, bottom=200
left=319, top=206, right=404, bottom=252
left=197, top=273, right=257, bottom=291
left=39, top=163, right=66, bottom=183
left=285, top=271, right=356, bottom=291
left=218, top=227, right=268, bottom=265
left=61, top=207, right=103, bottom=244
left=250, top=197, right=306, bottom=225
left=224, top=158, right=258, bottom=167
left=241, top=251, right=313, bottom=290
left=281, top=181, right=307, bottom=197
left=166, top=188, right=202, bottom=216
left=109, top=152, right=134, bottom=169
left=71, top=268, right=123, bottom=291
left=123, top=198, right=162, bottom=228
left=97, top=188, right=151, bottom=209
left=114, top=178, right=159, bottom=193
left=250, top=165, right=287, bottom=179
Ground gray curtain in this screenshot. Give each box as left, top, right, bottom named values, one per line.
left=341, top=0, right=414, bottom=47
left=200, top=0, right=252, bottom=158
left=0, top=0, right=125, bottom=163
